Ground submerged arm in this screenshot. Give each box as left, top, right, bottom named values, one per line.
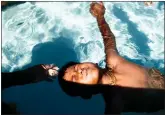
left=2, top=65, right=47, bottom=89
left=2, top=64, right=58, bottom=89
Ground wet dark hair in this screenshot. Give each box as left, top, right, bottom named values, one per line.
left=58, top=61, right=101, bottom=99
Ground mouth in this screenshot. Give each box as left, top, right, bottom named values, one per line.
left=74, top=65, right=89, bottom=80
left=72, top=75, right=76, bottom=81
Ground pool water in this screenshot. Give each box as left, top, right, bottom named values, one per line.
left=2, top=2, right=164, bottom=114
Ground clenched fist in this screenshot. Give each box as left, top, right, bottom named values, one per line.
left=90, top=2, right=105, bottom=18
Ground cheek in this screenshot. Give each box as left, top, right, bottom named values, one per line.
left=85, top=70, right=99, bottom=84
left=91, top=71, right=99, bottom=84
left=64, top=74, right=72, bottom=81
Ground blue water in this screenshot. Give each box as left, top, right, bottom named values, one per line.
left=2, top=2, right=164, bottom=115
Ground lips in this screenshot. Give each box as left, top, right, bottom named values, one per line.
left=73, top=65, right=89, bottom=81
left=72, top=75, right=76, bottom=81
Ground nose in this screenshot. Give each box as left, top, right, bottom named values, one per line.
left=78, top=67, right=83, bottom=73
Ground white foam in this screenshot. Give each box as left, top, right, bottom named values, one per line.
left=2, top=2, right=164, bottom=72
left=118, top=2, right=164, bottom=62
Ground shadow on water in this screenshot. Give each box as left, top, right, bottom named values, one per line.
left=23, top=37, right=79, bottom=69
left=2, top=36, right=104, bottom=114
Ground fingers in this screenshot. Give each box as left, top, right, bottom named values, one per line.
left=41, top=64, right=47, bottom=70
left=90, top=2, right=95, bottom=8
left=42, top=64, right=51, bottom=69
left=42, top=64, right=59, bottom=70
left=52, top=66, right=59, bottom=71
left=98, top=1, right=105, bottom=9
left=90, top=1, right=104, bottom=7
left=41, top=64, right=59, bottom=79
left=48, top=69, right=58, bottom=76
left=91, top=1, right=96, bottom=4
left=98, top=1, right=103, bottom=6
left=90, top=9, right=98, bottom=17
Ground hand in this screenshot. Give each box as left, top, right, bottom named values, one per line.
left=42, top=64, right=59, bottom=77
left=90, top=2, right=105, bottom=18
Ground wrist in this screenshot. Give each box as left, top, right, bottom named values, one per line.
left=96, top=15, right=104, bottom=20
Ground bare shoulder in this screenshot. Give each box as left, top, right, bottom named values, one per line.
left=106, top=50, right=126, bottom=71
left=105, top=50, right=146, bottom=74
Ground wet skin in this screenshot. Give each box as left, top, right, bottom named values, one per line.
left=64, top=62, right=100, bottom=85
left=63, top=2, right=164, bottom=89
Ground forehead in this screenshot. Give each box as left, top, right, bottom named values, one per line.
left=66, top=65, right=75, bottom=71
left=64, top=63, right=94, bottom=73
left=64, top=65, right=75, bottom=77
left=77, top=62, right=96, bottom=67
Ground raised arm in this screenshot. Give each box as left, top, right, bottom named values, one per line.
left=97, top=16, right=117, bottom=52
left=90, top=2, right=123, bottom=68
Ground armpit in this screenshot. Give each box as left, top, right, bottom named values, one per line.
left=105, top=49, right=124, bottom=70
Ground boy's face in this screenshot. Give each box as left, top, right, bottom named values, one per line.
left=63, top=62, right=100, bottom=85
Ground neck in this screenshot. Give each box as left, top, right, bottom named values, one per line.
left=98, top=68, right=117, bottom=85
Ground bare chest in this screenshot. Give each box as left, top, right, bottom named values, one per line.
left=114, top=64, right=148, bottom=88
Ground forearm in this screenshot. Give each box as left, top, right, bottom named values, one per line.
left=2, top=72, right=36, bottom=89
left=97, top=16, right=117, bottom=52
left=2, top=65, right=46, bottom=89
